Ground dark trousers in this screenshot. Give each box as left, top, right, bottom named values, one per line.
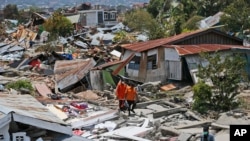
left=127, top=100, right=136, bottom=114
left=118, top=100, right=125, bottom=110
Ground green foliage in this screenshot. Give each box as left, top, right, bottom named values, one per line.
left=220, top=0, right=250, bottom=34
left=196, top=52, right=247, bottom=112
left=113, top=31, right=136, bottom=44
left=182, top=15, right=204, bottom=31
left=146, top=0, right=248, bottom=37
left=192, top=81, right=212, bottom=113
left=3, top=4, right=19, bottom=19
left=147, top=0, right=164, bottom=18
left=6, top=80, right=34, bottom=94
left=124, top=9, right=166, bottom=39
left=43, top=12, right=73, bottom=37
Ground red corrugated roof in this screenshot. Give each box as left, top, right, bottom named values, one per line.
left=121, top=29, right=209, bottom=52
left=164, top=44, right=248, bottom=56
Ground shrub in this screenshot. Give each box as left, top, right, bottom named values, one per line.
left=6, top=79, right=34, bottom=94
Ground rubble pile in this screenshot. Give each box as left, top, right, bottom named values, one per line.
left=1, top=19, right=250, bottom=141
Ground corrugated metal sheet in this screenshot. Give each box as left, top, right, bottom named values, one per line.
left=54, top=58, right=96, bottom=90
left=0, top=94, right=66, bottom=125
left=7, top=45, right=24, bottom=52
left=199, top=12, right=224, bottom=29
left=121, top=28, right=242, bottom=52
left=165, top=44, right=249, bottom=56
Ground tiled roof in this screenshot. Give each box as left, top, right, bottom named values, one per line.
left=164, top=44, right=249, bottom=56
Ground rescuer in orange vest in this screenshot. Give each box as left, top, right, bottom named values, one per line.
left=125, top=82, right=138, bottom=116
left=115, top=79, right=127, bottom=112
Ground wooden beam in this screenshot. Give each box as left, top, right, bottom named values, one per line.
left=112, top=53, right=135, bottom=76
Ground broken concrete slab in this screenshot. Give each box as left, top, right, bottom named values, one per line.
left=184, top=111, right=204, bottom=121
left=146, top=104, right=168, bottom=112
left=211, top=122, right=229, bottom=129
left=175, top=120, right=212, bottom=129
left=217, top=112, right=250, bottom=125
left=153, top=107, right=187, bottom=119
left=134, top=109, right=154, bottom=116
left=178, top=128, right=203, bottom=134
left=160, top=126, right=180, bottom=136
left=136, top=100, right=161, bottom=108
left=214, top=130, right=229, bottom=141
left=101, top=126, right=152, bottom=140
left=177, top=133, right=192, bottom=141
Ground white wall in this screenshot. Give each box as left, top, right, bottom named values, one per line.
left=0, top=124, right=10, bottom=141
left=165, top=48, right=180, bottom=61
left=86, top=12, right=97, bottom=26
left=123, top=50, right=141, bottom=78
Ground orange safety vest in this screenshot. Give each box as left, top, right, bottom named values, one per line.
left=116, top=81, right=127, bottom=100
left=125, top=85, right=137, bottom=101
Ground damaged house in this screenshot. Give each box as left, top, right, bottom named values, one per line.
left=120, top=28, right=250, bottom=83
left=0, top=94, right=74, bottom=141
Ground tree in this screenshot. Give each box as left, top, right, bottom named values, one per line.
left=192, top=81, right=213, bottom=114
left=113, top=31, right=136, bottom=44
left=43, top=12, right=73, bottom=38
left=194, top=52, right=247, bottom=112
left=147, top=0, right=165, bottom=18
left=182, top=15, right=204, bottom=31
left=3, top=4, right=19, bottom=19
left=124, top=9, right=166, bottom=39
left=220, top=0, right=250, bottom=36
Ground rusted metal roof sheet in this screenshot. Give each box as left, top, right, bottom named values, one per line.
left=54, top=58, right=96, bottom=90
left=164, top=44, right=248, bottom=56
left=121, top=28, right=242, bottom=52
left=121, top=29, right=209, bottom=52
left=0, top=94, right=66, bottom=125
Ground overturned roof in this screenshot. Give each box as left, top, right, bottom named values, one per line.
left=121, top=28, right=242, bottom=52
left=54, top=58, right=96, bottom=91
left=164, top=44, right=249, bottom=56
left=199, top=12, right=224, bottom=29
left=0, top=94, right=71, bottom=135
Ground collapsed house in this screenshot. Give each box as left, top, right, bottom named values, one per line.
left=0, top=94, right=91, bottom=141
left=1, top=6, right=250, bottom=140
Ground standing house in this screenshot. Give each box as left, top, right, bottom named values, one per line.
left=120, top=28, right=248, bottom=83
left=78, top=10, right=104, bottom=26
left=103, top=10, right=118, bottom=27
